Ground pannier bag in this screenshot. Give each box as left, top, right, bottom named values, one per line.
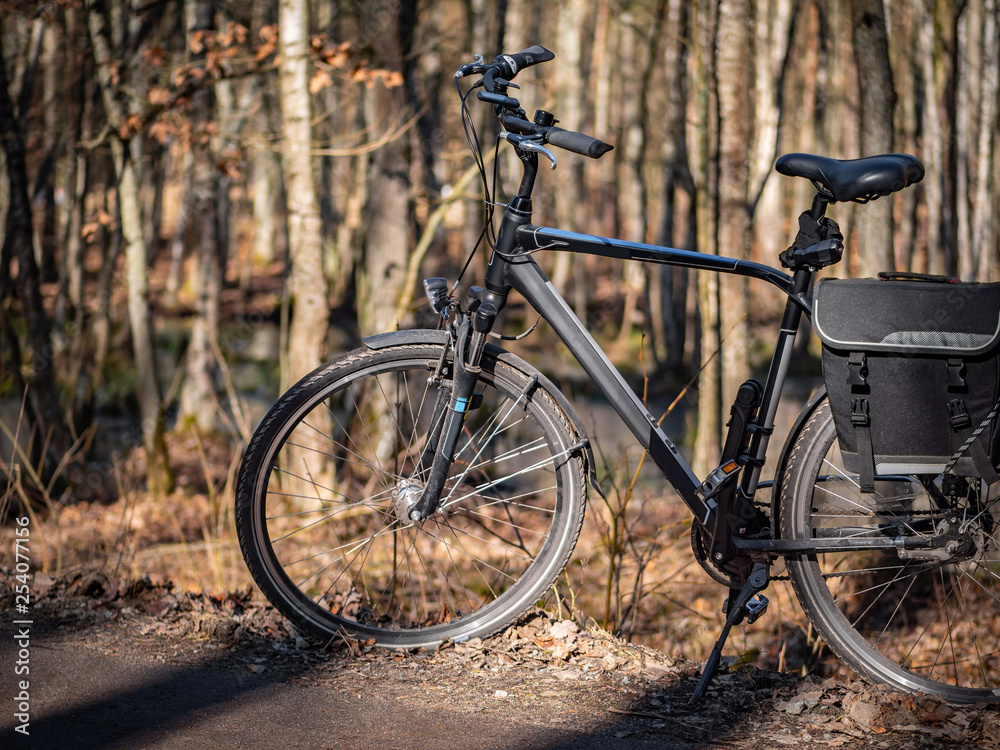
left=812, top=274, right=1000, bottom=492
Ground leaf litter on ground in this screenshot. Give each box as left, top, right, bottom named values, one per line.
left=6, top=569, right=1000, bottom=748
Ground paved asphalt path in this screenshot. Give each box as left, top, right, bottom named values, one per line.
left=1, top=618, right=689, bottom=750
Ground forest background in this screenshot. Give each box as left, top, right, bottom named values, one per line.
left=1, top=0, right=999, bottom=660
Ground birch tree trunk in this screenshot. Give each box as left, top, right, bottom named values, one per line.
left=278, top=0, right=328, bottom=386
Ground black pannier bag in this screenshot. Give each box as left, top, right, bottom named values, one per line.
left=812, top=275, right=1000, bottom=492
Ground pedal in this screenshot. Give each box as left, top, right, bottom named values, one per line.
left=694, top=460, right=741, bottom=502
left=745, top=593, right=768, bottom=625
left=720, top=592, right=768, bottom=624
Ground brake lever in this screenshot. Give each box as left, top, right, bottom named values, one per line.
left=499, top=133, right=558, bottom=170
left=454, top=54, right=485, bottom=79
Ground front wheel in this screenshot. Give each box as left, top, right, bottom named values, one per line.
left=781, top=399, right=1000, bottom=702
left=235, top=335, right=587, bottom=649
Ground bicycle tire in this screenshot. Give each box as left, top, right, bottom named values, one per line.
left=781, top=398, right=1000, bottom=702
left=235, top=335, right=587, bottom=648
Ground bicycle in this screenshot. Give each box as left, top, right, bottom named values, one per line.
left=235, top=45, right=1000, bottom=704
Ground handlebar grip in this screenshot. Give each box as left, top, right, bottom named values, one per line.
left=492, top=45, right=555, bottom=79
left=546, top=127, right=614, bottom=159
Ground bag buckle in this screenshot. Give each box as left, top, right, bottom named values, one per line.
left=947, top=359, right=967, bottom=389
left=851, top=398, right=870, bottom=426
left=848, top=352, right=868, bottom=387
left=949, top=399, right=972, bottom=429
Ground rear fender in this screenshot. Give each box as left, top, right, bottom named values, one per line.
left=769, top=385, right=827, bottom=534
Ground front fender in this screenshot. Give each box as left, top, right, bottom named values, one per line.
left=364, top=328, right=450, bottom=349
left=363, top=329, right=603, bottom=498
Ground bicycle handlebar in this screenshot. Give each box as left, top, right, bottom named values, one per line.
left=457, top=45, right=614, bottom=161
left=454, top=45, right=555, bottom=84
left=501, top=114, right=613, bottom=159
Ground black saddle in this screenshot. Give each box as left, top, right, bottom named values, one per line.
left=775, top=153, right=924, bottom=203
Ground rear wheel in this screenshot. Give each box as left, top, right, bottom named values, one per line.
left=235, top=337, right=587, bottom=648
left=782, top=399, right=1000, bottom=702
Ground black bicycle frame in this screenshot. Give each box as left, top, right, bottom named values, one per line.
left=460, top=150, right=938, bottom=559
left=481, top=223, right=808, bottom=532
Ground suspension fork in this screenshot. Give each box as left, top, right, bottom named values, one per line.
left=408, top=287, right=509, bottom=522
left=408, top=149, right=533, bottom=521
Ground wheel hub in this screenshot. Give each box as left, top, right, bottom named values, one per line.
left=393, top=479, right=425, bottom=523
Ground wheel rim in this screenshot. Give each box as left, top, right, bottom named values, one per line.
left=790, top=405, right=1000, bottom=700
left=250, top=354, right=573, bottom=645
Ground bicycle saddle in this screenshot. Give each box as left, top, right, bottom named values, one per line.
left=775, top=153, right=924, bottom=203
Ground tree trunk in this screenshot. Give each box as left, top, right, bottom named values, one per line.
left=248, top=0, right=279, bottom=280
left=750, top=0, right=795, bottom=271
left=654, top=0, right=694, bottom=374
left=613, top=9, right=649, bottom=353
left=274, top=0, right=331, bottom=499
left=165, top=145, right=193, bottom=303
left=85, top=0, right=172, bottom=494
left=0, top=23, right=70, bottom=474
left=955, top=1, right=977, bottom=280
left=551, top=0, right=585, bottom=313
left=57, top=8, right=87, bottom=332
left=716, top=0, right=751, bottom=407
left=278, top=0, right=328, bottom=386
left=357, top=1, right=412, bottom=338
left=691, top=0, right=721, bottom=477
left=179, top=0, right=221, bottom=432
left=38, top=12, right=60, bottom=285
left=851, top=0, right=896, bottom=275
left=919, top=0, right=946, bottom=276
left=973, top=0, right=999, bottom=281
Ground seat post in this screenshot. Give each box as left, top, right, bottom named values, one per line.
left=809, top=192, right=832, bottom=220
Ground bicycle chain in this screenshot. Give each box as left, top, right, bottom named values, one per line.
left=718, top=502, right=993, bottom=583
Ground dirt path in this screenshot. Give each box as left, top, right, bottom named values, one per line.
left=2, top=574, right=998, bottom=749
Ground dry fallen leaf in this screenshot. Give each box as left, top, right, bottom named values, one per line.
left=848, top=698, right=886, bottom=733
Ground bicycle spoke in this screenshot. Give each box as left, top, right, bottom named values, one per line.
left=240, top=345, right=583, bottom=650
left=784, top=401, right=1000, bottom=698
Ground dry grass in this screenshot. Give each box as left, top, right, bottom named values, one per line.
left=0, top=425, right=253, bottom=597
left=557, top=442, right=821, bottom=674
left=0, top=364, right=825, bottom=682
left=0, top=422, right=824, bottom=679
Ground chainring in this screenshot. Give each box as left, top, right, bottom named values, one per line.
left=690, top=524, right=740, bottom=587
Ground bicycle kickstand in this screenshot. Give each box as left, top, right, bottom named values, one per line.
left=689, top=562, right=770, bottom=704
